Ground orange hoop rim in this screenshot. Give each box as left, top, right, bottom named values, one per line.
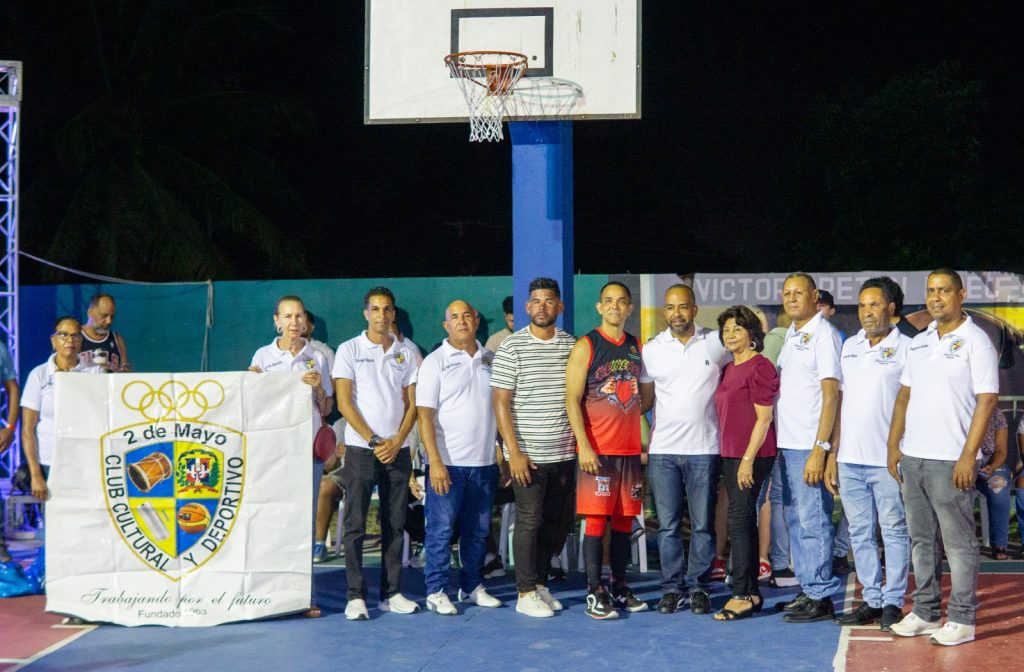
left=444, top=50, right=529, bottom=73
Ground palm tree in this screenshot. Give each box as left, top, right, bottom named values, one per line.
left=20, top=0, right=315, bottom=281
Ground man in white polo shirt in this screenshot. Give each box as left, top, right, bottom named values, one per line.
left=832, top=278, right=911, bottom=631
left=639, top=284, right=730, bottom=615
left=776, top=272, right=844, bottom=623
left=887, top=268, right=998, bottom=646
left=491, top=277, right=577, bottom=618
left=333, top=286, right=419, bottom=621
left=416, top=299, right=502, bottom=615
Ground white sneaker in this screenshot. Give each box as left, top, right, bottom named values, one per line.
left=535, top=584, right=563, bottom=611
left=889, top=612, right=941, bottom=637
left=380, top=593, right=420, bottom=614
left=929, top=621, right=976, bottom=646
left=345, top=598, right=369, bottom=621
left=426, top=591, right=458, bottom=615
left=516, top=591, right=554, bottom=618
left=459, top=584, right=502, bottom=608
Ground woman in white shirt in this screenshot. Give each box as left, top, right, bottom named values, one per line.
left=249, top=295, right=334, bottom=618
left=21, top=316, right=103, bottom=501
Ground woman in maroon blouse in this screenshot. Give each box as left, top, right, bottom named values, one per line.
left=712, top=305, right=780, bottom=621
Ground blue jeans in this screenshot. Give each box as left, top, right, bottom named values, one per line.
left=901, top=456, right=979, bottom=625
left=976, top=464, right=1011, bottom=549
left=778, top=448, right=841, bottom=600
left=833, top=508, right=851, bottom=558
left=648, top=453, right=720, bottom=595
left=838, top=463, right=910, bottom=608
left=424, top=464, right=498, bottom=595
left=758, top=460, right=791, bottom=571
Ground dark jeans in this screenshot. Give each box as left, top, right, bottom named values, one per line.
left=340, top=446, right=412, bottom=601
left=722, top=456, right=774, bottom=597
left=647, top=453, right=721, bottom=596
left=511, top=459, right=576, bottom=593
left=424, top=464, right=498, bottom=595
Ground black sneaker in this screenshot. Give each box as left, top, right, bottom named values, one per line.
left=782, top=592, right=812, bottom=613
left=611, top=586, right=648, bottom=612
left=482, top=556, right=506, bottom=579
left=834, top=602, right=883, bottom=626
left=880, top=605, right=903, bottom=632
left=657, top=593, right=686, bottom=614
left=784, top=597, right=835, bottom=623
left=832, top=555, right=851, bottom=575
left=585, top=589, right=619, bottom=620
left=769, top=567, right=799, bottom=587
left=689, top=590, right=711, bottom=615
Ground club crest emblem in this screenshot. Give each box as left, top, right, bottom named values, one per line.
left=880, top=347, right=896, bottom=360
left=950, top=338, right=965, bottom=353
left=595, top=476, right=612, bottom=497
left=630, top=482, right=643, bottom=501
left=800, top=333, right=812, bottom=346
left=395, top=352, right=406, bottom=365
left=101, top=380, right=246, bottom=580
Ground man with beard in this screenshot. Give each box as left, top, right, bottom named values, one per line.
left=831, top=277, right=911, bottom=631
left=491, top=277, right=577, bottom=618
left=567, top=282, right=649, bottom=619
left=887, top=269, right=998, bottom=646
left=639, top=284, right=730, bottom=614
left=80, top=293, right=130, bottom=371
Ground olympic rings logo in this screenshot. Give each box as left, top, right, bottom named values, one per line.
left=121, top=380, right=226, bottom=422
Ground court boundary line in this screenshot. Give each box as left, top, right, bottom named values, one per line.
left=832, top=573, right=857, bottom=672
left=5, top=624, right=96, bottom=672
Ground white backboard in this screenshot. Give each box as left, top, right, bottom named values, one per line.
left=365, top=0, right=642, bottom=123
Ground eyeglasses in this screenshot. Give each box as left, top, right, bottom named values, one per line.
left=53, top=331, right=83, bottom=341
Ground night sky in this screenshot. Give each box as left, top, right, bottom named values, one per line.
left=2, top=2, right=1022, bottom=283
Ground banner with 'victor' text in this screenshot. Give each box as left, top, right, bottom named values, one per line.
left=46, top=372, right=313, bottom=626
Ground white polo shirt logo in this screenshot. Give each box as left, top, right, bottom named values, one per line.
left=948, top=338, right=966, bottom=356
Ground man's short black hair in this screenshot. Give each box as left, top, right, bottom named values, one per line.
left=784, top=272, right=817, bottom=291
left=364, top=286, right=396, bottom=307
left=929, top=267, right=964, bottom=292
left=502, top=296, right=514, bottom=315
left=528, top=277, right=560, bottom=298
left=716, top=305, right=766, bottom=353
left=599, top=281, right=632, bottom=302
left=88, top=293, right=115, bottom=309
left=860, top=277, right=897, bottom=307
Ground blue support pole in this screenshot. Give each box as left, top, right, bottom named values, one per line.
left=509, top=120, right=574, bottom=335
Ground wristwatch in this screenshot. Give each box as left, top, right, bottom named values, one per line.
left=369, top=434, right=384, bottom=447
left=814, top=440, right=831, bottom=452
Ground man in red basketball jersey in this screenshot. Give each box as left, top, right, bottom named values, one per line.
left=566, top=281, right=650, bottom=619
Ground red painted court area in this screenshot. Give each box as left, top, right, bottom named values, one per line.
left=0, top=595, right=92, bottom=671
left=841, top=571, right=1024, bottom=672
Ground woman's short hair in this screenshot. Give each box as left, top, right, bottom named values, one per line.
left=717, top=305, right=766, bottom=353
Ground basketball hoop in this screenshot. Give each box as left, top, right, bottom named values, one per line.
left=445, top=51, right=529, bottom=142
left=506, top=77, right=584, bottom=120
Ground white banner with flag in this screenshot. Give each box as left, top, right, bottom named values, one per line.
left=45, top=371, right=313, bottom=626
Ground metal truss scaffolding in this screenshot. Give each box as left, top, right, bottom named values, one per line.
left=0, top=61, right=21, bottom=479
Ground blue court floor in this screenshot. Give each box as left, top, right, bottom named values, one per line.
left=22, top=564, right=845, bottom=672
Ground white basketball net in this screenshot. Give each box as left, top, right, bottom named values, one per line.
left=506, top=77, right=584, bottom=120
left=445, top=51, right=528, bottom=142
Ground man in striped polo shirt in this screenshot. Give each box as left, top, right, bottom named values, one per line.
left=491, top=277, right=577, bottom=618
